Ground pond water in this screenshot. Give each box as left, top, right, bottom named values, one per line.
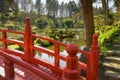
left=34, top=30, right=85, bottom=67
left=34, top=46, right=85, bottom=68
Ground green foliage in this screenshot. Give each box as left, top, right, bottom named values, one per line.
left=114, top=36, right=120, bottom=44
left=35, top=18, right=48, bottom=29
left=52, top=18, right=60, bottom=28
left=98, top=22, right=120, bottom=55
left=35, top=38, right=52, bottom=47
left=67, top=1, right=79, bottom=17
left=64, top=19, right=73, bottom=28
left=0, top=21, right=4, bottom=28
left=0, top=0, right=18, bottom=21
left=94, top=12, right=114, bottom=30
left=16, top=46, right=24, bottom=51
left=5, top=21, right=14, bottom=29
left=74, top=20, right=84, bottom=28
left=99, top=27, right=118, bottom=46
left=4, top=21, right=22, bottom=30
left=46, top=28, right=75, bottom=41
left=94, top=15, right=104, bottom=30
left=100, top=46, right=109, bottom=56
left=46, top=0, right=59, bottom=17
left=108, top=10, right=114, bottom=25
left=96, top=25, right=113, bottom=35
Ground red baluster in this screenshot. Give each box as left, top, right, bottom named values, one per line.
left=86, top=34, right=100, bottom=80
left=24, top=17, right=32, bottom=62
left=54, top=43, right=60, bottom=67
left=62, top=44, right=81, bottom=80
left=4, top=58, right=14, bottom=79
left=2, top=31, right=7, bottom=49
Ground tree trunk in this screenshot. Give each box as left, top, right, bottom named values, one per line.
left=102, top=0, right=108, bottom=25
left=81, top=0, right=95, bottom=49
left=115, top=0, right=120, bottom=21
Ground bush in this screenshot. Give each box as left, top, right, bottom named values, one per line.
left=99, top=27, right=118, bottom=46
left=97, top=21, right=120, bottom=55
left=5, top=21, right=15, bottom=30
left=35, top=38, right=52, bottom=47
left=94, top=15, right=104, bottom=30
left=73, top=20, right=84, bottom=28
left=46, top=28, right=75, bottom=42
left=35, top=18, right=48, bottom=29
left=64, top=19, right=73, bottom=28
left=98, top=24, right=120, bottom=55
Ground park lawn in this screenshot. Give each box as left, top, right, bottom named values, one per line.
left=8, top=44, right=19, bottom=50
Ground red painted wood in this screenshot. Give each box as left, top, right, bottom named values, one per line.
left=2, top=31, right=7, bottom=49
left=5, top=39, right=24, bottom=46
left=32, top=34, right=67, bottom=47
left=1, top=48, right=25, bottom=59
left=86, top=34, right=100, bottom=80
left=30, top=35, right=35, bottom=59
left=24, top=17, right=32, bottom=62
left=78, top=61, right=87, bottom=71
left=62, top=44, right=81, bottom=80
left=0, top=17, right=100, bottom=80
left=0, top=50, right=57, bottom=80
left=4, top=58, right=15, bottom=79
left=78, top=49, right=89, bottom=58
left=54, top=43, right=60, bottom=67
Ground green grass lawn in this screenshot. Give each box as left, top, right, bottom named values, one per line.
left=8, top=44, right=19, bottom=49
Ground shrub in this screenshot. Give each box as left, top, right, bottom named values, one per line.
left=46, top=28, right=75, bottom=42
left=64, top=19, right=73, bottom=28
left=35, top=38, right=52, bottom=47
left=98, top=24, right=120, bottom=55
left=35, top=18, right=48, bottom=29
left=99, top=27, right=118, bottom=46
left=73, top=20, right=84, bottom=28
left=94, top=15, right=104, bottom=30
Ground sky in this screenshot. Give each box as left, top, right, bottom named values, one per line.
left=40, top=0, right=114, bottom=9
left=41, top=0, right=78, bottom=4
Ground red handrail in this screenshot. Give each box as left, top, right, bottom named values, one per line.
left=0, top=17, right=100, bottom=80
left=0, top=50, right=57, bottom=80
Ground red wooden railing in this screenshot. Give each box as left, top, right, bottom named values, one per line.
left=0, top=17, right=100, bottom=80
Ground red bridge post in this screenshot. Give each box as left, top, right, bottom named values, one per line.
left=62, top=44, right=81, bottom=80
left=4, top=58, right=14, bottom=80
left=86, top=34, right=100, bottom=80
left=2, top=31, right=7, bottom=49
left=24, top=17, right=32, bottom=62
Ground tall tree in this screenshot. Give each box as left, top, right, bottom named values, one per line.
left=114, top=0, right=120, bottom=12
left=46, top=0, right=51, bottom=17
left=0, top=0, right=18, bottom=22
left=0, top=0, right=5, bottom=13
left=46, top=0, right=59, bottom=18
left=102, top=0, right=109, bottom=25
left=67, top=1, right=79, bottom=18
left=59, top=2, right=64, bottom=27
left=94, top=0, right=111, bottom=25
left=20, top=0, right=32, bottom=13
left=81, top=0, right=95, bottom=49
left=35, top=0, right=42, bottom=16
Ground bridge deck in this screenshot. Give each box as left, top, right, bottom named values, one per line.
left=0, top=55, right=60, bottom=80
left=0, top=55, right=45, bottom=80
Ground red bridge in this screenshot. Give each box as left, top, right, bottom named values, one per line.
left=0, top=17, right=100, bottom=80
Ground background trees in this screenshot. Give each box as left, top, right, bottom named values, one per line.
left=35, top=0, right=42, bottom=16
left=0, top=0, right=18, bottom=22
left=67, top=1, right=79, bottom=18
left=0, top=0, right=120, bottom=49
left=46, top=0, right=59, bottom=18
